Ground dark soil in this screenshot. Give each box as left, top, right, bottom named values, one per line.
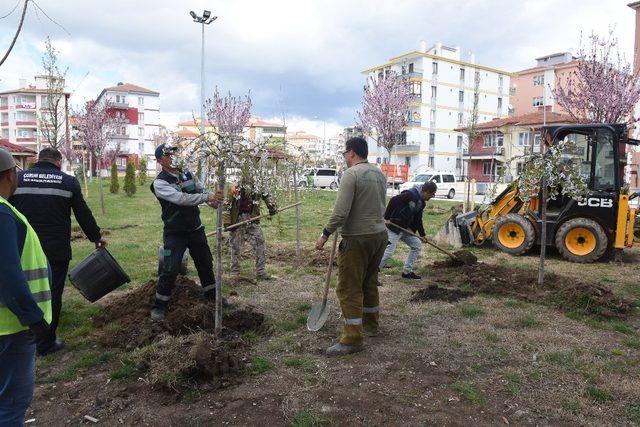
left=425, top=262, right=636, bottom=319
left=94, top=277, right=265, bottom=349
left=410, top=285, right=472, bottom=303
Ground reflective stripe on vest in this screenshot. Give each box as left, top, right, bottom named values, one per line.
left=0, top=196, right=52, bottom=335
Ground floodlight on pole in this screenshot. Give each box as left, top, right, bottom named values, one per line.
left=188, top=9, right=217, bottom=184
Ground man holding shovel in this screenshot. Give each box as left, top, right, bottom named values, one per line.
left=223, top=177, right=278, bottom=281
left=315, top=137, right=387, bottom=356
left=150, top=144, right=230, bottom=321
left=379, top=181, right=437, bottom=280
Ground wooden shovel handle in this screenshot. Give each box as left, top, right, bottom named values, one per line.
left=386, top=221, right=458, bottom=261
left=322, top=233, right=339, bottom=304
left=206, top=201, right=302, bottom=237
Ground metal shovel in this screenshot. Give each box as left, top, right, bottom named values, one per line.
left=307, top=233, right=339, bottom=331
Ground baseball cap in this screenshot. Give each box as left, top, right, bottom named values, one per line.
left=154, top=143, right=178, bottom=160
left=0, top=147, right=19, bottom=172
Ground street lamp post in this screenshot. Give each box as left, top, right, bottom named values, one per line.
left=189, top=10, right=217, bottom=184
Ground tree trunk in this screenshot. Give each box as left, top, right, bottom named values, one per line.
left=82, top=151, right=89, bottom=196
left=215, top=162, right=225, bottom=331
left=538, top=177, right=547, bottom=285
left=293, top=163, right=301, bottom=256
left=98, top=155, right=105, bottom=214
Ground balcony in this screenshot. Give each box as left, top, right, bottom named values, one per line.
left=463, top=146, right=505, bottom=159
left=400, top=71, right=423, bottom=79
left=16, top=121, right=37, bottom=127
left=392, top=143, right=420, bottom=155
left=408, top=93, right=422, bottom=102
left=407, top=119, right=421, bottom=127
left=16, top=103, right=37, bottom=110
left=0, top=122, right=7, bottom=127
left=110, top=101, right=129, bottom=109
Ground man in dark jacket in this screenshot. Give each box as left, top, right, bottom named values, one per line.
left=379, top=181, right=437, bottom=279
left=150, top=144, right=230, bottom=321
left=10, top=147, right=106, bottom=355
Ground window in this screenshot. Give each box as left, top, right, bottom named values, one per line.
left=456, top=158, right=462, bottom=170
left=431, top=175, right=441, bottom=183
left=376, top=157, right=381, bottom=164
left=138, top=127, right=144, bottom=137
left=120, top=126, right=127, bottom=135
left=405, top=156, right=411, bottom=166
left=532, top=96, right=544, bottom=107
left=138, top=112, right=144, bottom=121
left=408, top=63, right=414, bottom=73
left=516, top=162, right=525, bottom=176
left=317, top=169, right=335, bottom=176
left=410, top=82, right=421, bottom=95
left=431, top=86, right=437, bottom=99
left=429, top=133, right=435, bottom=150
left=533, top=133, right=541, bottom=147
left=430, top=109, right=436, bottom=122
left=498, top=75, right=504, bottom=87
left=483, top=161, right=495, bottom=176
left=460, top=68, right=465, bottom=81
left=428, top=156, right=434, bottom=168
left=458, top=113, right=464, bottom=125
left=138, top=96, right=144, bottom=105
left=443, top=174, right=455, bottom=183
left=432, top=62, right=438, bottom=75
left=474, top=71, right=480, bottom=82
left=458, top=91, right=464, bottom=102
left=518, top=132, right=530, bottom=146
left=497, top=98, right=503, bottom=109
left=483, top=135, right=493, bottom=147
left=139, top=142, right=144, bottom=152
left=533, top=75, right=545, bottom=86
left=457, top=135, right=463, bottom=149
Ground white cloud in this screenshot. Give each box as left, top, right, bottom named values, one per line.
left=0, top=0, right=637, bottom=131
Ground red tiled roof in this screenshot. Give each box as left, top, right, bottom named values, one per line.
left=0, top=87, right=70, bottom=96
left=0, top=139, right=36, bottom=154
left=248, top=120, right=284, bottom=128
left=457, top=111, right=575, bottom=132
left=515, top=60, right=579, bottom=75
left=103, top=83, right=159, bottom=95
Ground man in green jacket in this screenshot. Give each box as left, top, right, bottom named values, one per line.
left=315, top=137, right=388, bottom=356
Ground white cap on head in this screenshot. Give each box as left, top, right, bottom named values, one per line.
left=0, top=148, right=18, bottom=172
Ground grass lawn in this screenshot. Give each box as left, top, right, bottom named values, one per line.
left=29, top=177, right=640, bottom=425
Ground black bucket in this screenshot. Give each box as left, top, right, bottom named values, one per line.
left=68, top=247, right=130, bottom=302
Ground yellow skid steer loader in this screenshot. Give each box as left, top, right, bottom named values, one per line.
left=441, top=124, right=640, bottom=263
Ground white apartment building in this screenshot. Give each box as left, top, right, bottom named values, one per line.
left=0, top=76, right=70, bottom=153
left=95, top=82, right=160, bottom=171
left=362, top=41, right=512, bottom=177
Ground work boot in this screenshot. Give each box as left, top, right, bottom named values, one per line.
left=401, top=272, right=421, bottom=280
left=151, top=305, right=167, bottom=322
left=37, top=337, right=65, bottom=357
left=326, top=342, right=363, bottom=357
left=363, top=326, right=379, bottom=337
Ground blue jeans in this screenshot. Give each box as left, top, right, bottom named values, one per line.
left=0, top=331, right=36, bottom=426
left=379, top=229, right=422, bottom=274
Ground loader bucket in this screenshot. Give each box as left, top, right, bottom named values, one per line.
left=433, top=216, right=463, bottom=248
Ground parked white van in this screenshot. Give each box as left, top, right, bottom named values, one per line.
left=398, top=171, right=461, bottom=199
left=298, top=168, right=340, bottom=189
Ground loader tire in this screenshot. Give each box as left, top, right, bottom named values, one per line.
left=555, top=218, right=607, bottom=263
left=492, top=213, right=535, bottom=255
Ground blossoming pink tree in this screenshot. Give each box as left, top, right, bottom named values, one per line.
left=75, top=100, right=125, bottom=214
left=357, top=70, right=410, bottom=185
left=204, top=88, right=252, bottom=330
left=554, top=31, right=640, bottom=125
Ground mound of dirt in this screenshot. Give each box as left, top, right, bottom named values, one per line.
left=306, top=250, right=338, bottom=267
left=410, top=285, right=472, bottom=303
left=94, top=277, right=265, bottom=349
left=424, top=262, right=635, bottom=319
left=133, top=331, right=245, bottom=392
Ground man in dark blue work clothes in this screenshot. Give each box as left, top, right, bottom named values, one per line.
left=0, top=147, right=56, bottom=424
left=10, top=147, right=106, bottom=356
left=150, top=143, right=231, bottom=321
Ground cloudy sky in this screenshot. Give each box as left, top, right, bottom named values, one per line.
left=0, top=0, right=637, bottom=137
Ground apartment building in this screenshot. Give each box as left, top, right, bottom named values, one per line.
left=287, top=131, right=323, bottom=158
left=464, top=111, right=573, bottom=188
left=0, top=76, right=70, bottom=153
left=95, top=83, right=160, bottom=171
left=176, top=118, right=286, bottom=145
left=362, top=41, right=512, bottom=177
left=510, top=52, right=578, bottom=116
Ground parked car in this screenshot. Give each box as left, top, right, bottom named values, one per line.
left=301, top=168, right=340, bottom=189
left=398, top=171, right=460, bottom=199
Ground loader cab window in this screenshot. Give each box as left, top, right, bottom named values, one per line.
left=559, top=128, right=617, bottom=192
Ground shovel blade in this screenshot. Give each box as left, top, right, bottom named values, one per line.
left=306, top=302, right=329, bottom=331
